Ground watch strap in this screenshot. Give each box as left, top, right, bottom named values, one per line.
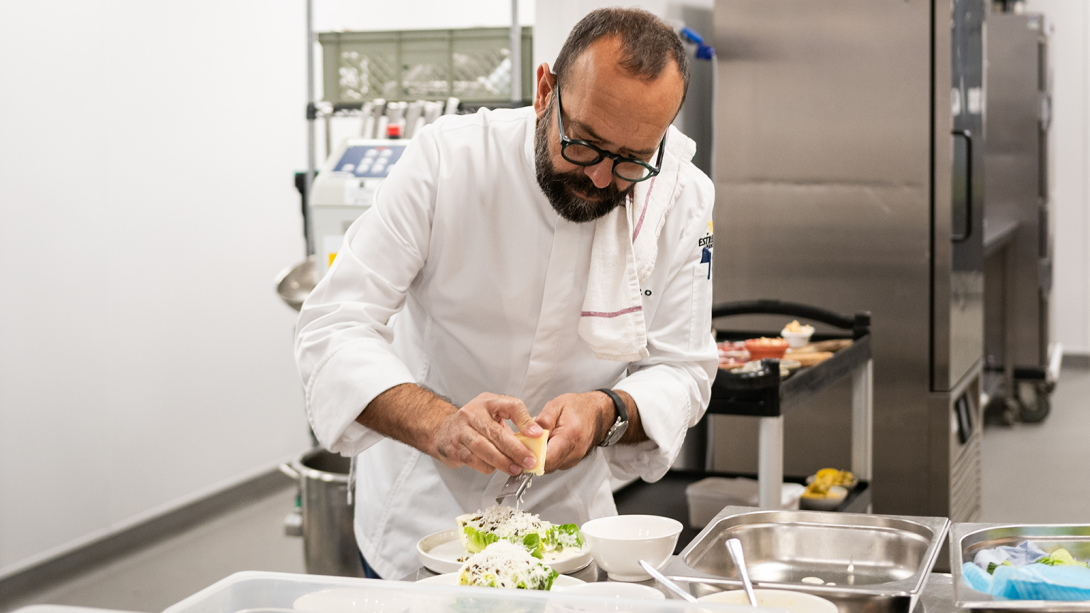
left=596, top=388, right=628, bottom=447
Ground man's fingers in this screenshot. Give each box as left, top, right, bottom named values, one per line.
left=484, top=395, right=543, bottom=438
left=465, top=410, right=537, bottom=471
left=459, top=423, right=524, bottom=475
left=535, top=401, right=561, bottom=432
left=544, top=430, right=580, bottom=473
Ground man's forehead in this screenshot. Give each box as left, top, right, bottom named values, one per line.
left=563, top=37, right=684, bottom=117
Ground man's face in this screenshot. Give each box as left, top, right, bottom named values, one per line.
left=534, top=101, right=633, bottom=223
left=532, top=36, right=684, bottom=224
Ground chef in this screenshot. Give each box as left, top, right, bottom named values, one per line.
left=295, top=7, right=716, bottom=580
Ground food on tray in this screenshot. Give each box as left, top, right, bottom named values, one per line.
left=747, top=337, right=788, bottom=347
left=791, top=339, right=853, bottom=354
left=783, top=320, right=812, bottom=334
left=781, top=321, right=816, bottom=348
left=458, top=540, right=559, bottom=590
left=456, top=505, right=584, bottom=559
left=717, top=340, right=750, bottom=361
left=719, top=357, right=747, bottom=370
left=745, top=337, right=789, bottom=360
left=789, top=351, right=834, bottom=367
left=807, top=468, right=856, bottom=493
left=515, top=429, right=548, bottom=476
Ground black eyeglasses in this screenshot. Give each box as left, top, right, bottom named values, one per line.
left=554, top=83, right=665, bottom=183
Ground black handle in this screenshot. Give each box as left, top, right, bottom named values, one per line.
left=711, top=299, right=871, bottom=339
left=952, top=130, right=973, bottom=242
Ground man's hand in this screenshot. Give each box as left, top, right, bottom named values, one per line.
left=433, top=392, right=544, bottom=476
left=535, top=390, right=646, bottom=473
left=356, top=385, right=543, bottom=477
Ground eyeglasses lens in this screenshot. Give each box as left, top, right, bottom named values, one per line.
left=562, top=144, right=652, bottom=182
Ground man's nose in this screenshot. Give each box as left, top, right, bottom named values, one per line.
left=584, top=159, right=614, bottom=189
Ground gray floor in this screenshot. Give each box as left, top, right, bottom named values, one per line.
left=5, top=368, right=1089, bottom=613
left=980, top=366, right=1090, bottom=524
left=2, top=488, right=305, bottom=613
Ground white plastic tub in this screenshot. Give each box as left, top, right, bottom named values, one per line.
left=685, top=477, right=805, bottom=527
left=161, top=570, right=768, bottom=613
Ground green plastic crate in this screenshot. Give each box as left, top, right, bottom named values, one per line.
left=318, top=27, right=533, bottom=104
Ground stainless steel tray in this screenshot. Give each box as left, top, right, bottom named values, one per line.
left=951, top=522, right=1090, bottom=612
left=665, top=506, right=950, bottom=613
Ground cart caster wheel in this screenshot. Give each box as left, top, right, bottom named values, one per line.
left=1017, top=384, right=1051, bottom=424
left=983, top=395, right=1017, bottom=426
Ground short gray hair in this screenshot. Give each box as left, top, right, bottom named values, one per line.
left=552, top=8, right=689, bottom=107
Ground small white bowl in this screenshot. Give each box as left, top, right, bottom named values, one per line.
left=799, top=485, right=848, bottom=511
left=698, top=588, right=838, bottom=613
left=580, top=515, right=682, bottom=582
left=781, top=328, right=815, bottom=348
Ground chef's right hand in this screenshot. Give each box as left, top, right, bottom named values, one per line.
left=432, top=392, right=543, bottom=476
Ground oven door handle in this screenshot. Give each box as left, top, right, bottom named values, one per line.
left=951, top=129, right=973, bottom=242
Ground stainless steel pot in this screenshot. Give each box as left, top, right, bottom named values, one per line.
left=275, top=255, right=318, bottom=311
left=280, top=448, right=364, bottom=577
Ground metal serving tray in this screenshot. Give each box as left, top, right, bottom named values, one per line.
left=666, top=506, right=950, bottom=613
left=951, top=522, right=1090, bottom=613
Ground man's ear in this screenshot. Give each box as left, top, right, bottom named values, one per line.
left=533, top=63, right=556, bottom=118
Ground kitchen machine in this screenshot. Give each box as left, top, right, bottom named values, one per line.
left=982, top=10, right=1059, bottom=424
left=711, top=0, right=986, bottom=522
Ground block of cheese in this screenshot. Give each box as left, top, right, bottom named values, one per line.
left=516, top=429, right=549, bottom=475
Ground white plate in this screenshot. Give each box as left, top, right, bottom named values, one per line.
left=416, top=528, right=592, bottom=574
left=418, top=572, right=584, bottom=589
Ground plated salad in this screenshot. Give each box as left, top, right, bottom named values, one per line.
left=458, top=541, right=559, bottom=590
left=456, top=505, right=584, bottom=560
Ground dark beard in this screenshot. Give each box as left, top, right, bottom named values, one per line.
left=534, top=104, right=633, bottom=223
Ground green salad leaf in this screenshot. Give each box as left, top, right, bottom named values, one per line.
left=463, top=526, right=500, bottom=553
left=550, top=523, right=584, bottom=551
left=522, top=533, right=545, bottom=559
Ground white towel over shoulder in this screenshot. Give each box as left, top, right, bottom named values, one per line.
left=578, top=126, right=697, bottom=361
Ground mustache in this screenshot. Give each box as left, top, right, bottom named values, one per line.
left=549, top=167, right=625, bottom=201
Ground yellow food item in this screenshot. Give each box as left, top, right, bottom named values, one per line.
left=784, top=320, right=811, bottom=333
left=749, top=337, right=788, bottom=346
left=516, top=429, right=550, bottom=475
left=805, top=468, right=855, bottom=497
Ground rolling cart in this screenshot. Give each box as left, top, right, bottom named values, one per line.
left=707, top=300, right=874, bottom=512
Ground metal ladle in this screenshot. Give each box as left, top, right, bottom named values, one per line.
left=638, top=560, right=698, bottom=603
left=726, top=538, right=760, bottom=607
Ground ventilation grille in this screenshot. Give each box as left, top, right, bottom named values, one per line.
left=950, top=430, right=982, bottom=522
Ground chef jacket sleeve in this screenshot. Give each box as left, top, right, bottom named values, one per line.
left=605, top=168, right=717, bottom=482
left=294, top=127, right=441, bottom=457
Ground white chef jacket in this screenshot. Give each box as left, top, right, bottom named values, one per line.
left=295, top=106, right=717, bottom=580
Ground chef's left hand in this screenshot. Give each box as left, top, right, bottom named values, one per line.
left=534, top=391, right=614, bottom=472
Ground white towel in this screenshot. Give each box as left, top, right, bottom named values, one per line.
left=578, top=126, right=697, bottom=361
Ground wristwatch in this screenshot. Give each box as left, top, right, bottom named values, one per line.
left=596, top=388, right=629, bottom=447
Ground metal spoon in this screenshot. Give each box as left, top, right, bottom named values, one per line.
left=638, top=560, right=698, bottom=603
left=726, top=538, right=760, bottom=607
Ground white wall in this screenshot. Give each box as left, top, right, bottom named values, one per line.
left=0, top=0, right=317, bottom=577
left=1024, top=0, right=1090, bottom=357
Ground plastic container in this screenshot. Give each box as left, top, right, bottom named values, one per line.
left=161, top=571, right=773, bottom=613
left=685, top=477, right=805, bottom=528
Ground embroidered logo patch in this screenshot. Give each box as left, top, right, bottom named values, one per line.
left=698, top=220, right=714, bottom=248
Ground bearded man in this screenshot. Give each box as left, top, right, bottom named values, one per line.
left=295, top=7, right=716, bottom=579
